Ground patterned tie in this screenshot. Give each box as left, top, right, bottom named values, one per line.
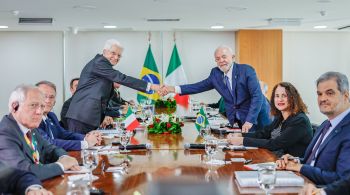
left=224, top=75, right=233, bottom=97
left=25, top=131, right=40, bottom=164
left=305, top=120, right=332, bottom=164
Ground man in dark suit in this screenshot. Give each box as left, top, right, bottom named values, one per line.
left=60, top=77, right=79, bottom=129
left=303, top=175, right=350, bottom=195
left=0, top=85, right=80, bottom=180
left=105, top=82, right=135, bottom=117
left=36, top=81, right=102, bottom=151
left=66, top=39, right=161, bottom=134
left=0, top=161, right=52, bottom=195
left=277, top=71, right=350, bottom=185
left=162, top=45, right=270, bottom=132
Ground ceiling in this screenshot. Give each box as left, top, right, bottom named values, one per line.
left=1, top=0, right=350, bottom=32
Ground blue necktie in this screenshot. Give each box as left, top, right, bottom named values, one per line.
left=224, top=75, right=233, bottom=97
left=305, top=120, right=331, bottom=164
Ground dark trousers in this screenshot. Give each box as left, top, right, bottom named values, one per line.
left=67, top=118, right=96, bottom=134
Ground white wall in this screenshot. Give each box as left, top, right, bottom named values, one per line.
left=283, top=31, right=350, bottom=124
left=0, top=32, right=64, bottom=117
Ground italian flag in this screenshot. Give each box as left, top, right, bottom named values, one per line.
left=124, top=107, right=140, bottom=131
left=165, top=44, right=189, bottom=109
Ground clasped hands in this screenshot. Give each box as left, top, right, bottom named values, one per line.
left=150, top=84, right=175, bottom=96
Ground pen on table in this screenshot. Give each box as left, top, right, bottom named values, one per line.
left=278, top=157, right=300, bottom=160
left=244, top=159, right=252, bottom=164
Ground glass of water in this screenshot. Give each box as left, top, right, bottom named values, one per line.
left=66, top=180, right=89, bottom=195
left=83, top=149, right=99, bottom=185
left=200, top=125, right=211, bottom=143
left=205, top=138, right=218, bottom=164
left=257, top=164, right=277, bottom=195
left=120, top=131, right=132, bottom=153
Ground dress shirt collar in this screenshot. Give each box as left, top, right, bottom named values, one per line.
left=329, top=107, right=350, bottom=131
left=16, top=121, right=31, bottom=135
left=224, top=63, right=234, bottom=80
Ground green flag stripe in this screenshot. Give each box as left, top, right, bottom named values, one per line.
left=144, top=45, right=159, bottom=72
left=166, top=45, right=182, bottom=77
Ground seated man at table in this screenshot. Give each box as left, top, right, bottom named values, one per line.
left=303, top=175, right=350, bottom=195
left=276, top=71, right=350, bottom=185
left=60, top=77, right=79, bottom=129
left=0, top=84, right=80, bottom=180
left=105, top=82, right=133, bottom=117
left=0, top=161, right=52, bottom=195
left=36, top=80, right=102, bottom=151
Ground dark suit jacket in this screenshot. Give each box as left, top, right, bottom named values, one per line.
left=38, top=112, right=85, bottom=151
left=0, top=161, right=42, bottom=195
left=300, top=112, right=350, bottom=185
left=60, top=96, right=72, bottom=129
left=66, top=54, right=148, bottom=129
left=243, top=112, right=313, bottom=157
left=325, top=175, right=350, bottom=195
left=0, top=114, right=67, bottom=180
left=180, top=63, right=270, bottom=130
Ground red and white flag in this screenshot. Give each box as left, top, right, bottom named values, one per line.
left=124, top=107, right=140, bottom=131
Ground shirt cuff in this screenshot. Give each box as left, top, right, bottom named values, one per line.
left=55, top=162, right=65, bottom=171
left=25, top=185, right=43, bottom=195
left=174, top=86, right=181, bottom=94
left=81, top=140, right=89, bottom=149
left=146, top=83, right=151, bottom=92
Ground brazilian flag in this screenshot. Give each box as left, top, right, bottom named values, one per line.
left=137, top=44, right=161, bottom=104
left=195, top=107, right=209, bottom=132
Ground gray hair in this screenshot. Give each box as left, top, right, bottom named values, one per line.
left=8, top=84, right=39, bottom=112
left=214, top=45, right=234, bottom=55
left=103, top=39, right=123, bottom=51
left=316, top=71, right=349, bottom=94
left=35, top=80, right=56, bottom=92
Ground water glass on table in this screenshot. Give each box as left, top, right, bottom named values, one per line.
left=257, top=164, right=277, bottom=195
left=82, top=149, right=99, bottom=185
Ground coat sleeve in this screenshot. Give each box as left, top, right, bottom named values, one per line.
left=180, top=70, right=215, bottom=95
left=244, top=66, right=263, bottom=124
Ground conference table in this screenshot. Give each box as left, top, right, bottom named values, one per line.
left=43, top=121, right=305, bottom=194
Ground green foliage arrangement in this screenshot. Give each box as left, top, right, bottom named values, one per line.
left=147, top=114, right=184, bottom=134
left=155, top=98, right=177, bottom=109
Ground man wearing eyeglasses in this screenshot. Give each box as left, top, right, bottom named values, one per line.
left=0, top=85, right=80, bottom=180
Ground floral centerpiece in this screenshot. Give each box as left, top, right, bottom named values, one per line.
left=154, top=97, right=177, bottom=114
left=148, top=114, right=184, bottom=134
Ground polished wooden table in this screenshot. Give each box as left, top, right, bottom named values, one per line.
left=43, top=122, right=302, bottom=195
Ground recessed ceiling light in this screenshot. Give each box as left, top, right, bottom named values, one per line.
left=226, top=6, right=247, bottom=12
left=0, top=26, right=9, bottom=29
left=72, top=5, right=96, bottom=10
left=211, top=25, right=224, bottom=29
left=314, top=25, right=327, bottom=29
left=104, top=25, right=117, bottom=29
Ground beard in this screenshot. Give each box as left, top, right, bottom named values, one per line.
left=218, top=64, right=232, bottom=73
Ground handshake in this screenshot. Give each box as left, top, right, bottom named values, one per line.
left=151, top=84, right=175, bottom=96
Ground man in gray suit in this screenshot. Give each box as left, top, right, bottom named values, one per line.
left=0, top=85, right=80, bottom=180
left=66, top=39, right=162, bottom=134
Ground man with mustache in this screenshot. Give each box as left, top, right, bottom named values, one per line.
left=276, top=71, right=350, bottom=185
left=161, top=45, right=270, bottom=132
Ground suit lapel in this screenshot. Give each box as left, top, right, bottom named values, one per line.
left=8, top=114, right=36, bottom=163
left=315, top=113, right=350, bottom=159
left=303, top=121, right=327, bottom=160
left=231, top=63, right=238, bottom=103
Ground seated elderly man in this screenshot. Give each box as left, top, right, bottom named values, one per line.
left=36, top=81, right=102, bottom=151
left=0, top=84, right=80, bottom=180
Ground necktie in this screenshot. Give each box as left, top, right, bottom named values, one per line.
left=25, top=131, right=40, bottom=164
left=224, top=75, right=233, bottom=96
left=305, top=120, right=332, bottom=164
left=45, top=118, right=55, bottom=139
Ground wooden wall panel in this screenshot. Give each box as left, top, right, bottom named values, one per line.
left=235, top=30, right=282, bottom=99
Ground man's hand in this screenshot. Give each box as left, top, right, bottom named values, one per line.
left=57, top=156, right=80, bottom=171
left=302, top=183, right=324, bottom=195
left=88, top=130, right=103, bottom=145
left=276, top=154, right=302, bottom=172
left=85, top=133, right=99, bottom=147
left=158, top=85, right=175, bottom=96
left=241, top=121, right=253, bottom=133
left=227, top=133, right=243, bottom=138
left=150, top=84, right=161, bottom=92
left=100, top=116, right=113, bottom=128
left=227, top=137, right=243, bottom=145
left=27, top=188, right=53, bottom=195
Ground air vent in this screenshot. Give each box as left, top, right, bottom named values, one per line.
left=147, top=18, right=180, bottom=22
left=19, top=18, right=53, bottom=24
left=268, top=18, right=302, bottom=26
left=338, top=25, right=350, bottom=30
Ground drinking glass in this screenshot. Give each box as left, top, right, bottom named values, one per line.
left=200, top=126, right=211, bottom=143
left=205, top=139, right=218, bottom=164
left=257, top=164, right=277, bottom=195
left=83, top=149, right=99, bottom=185
left=120, top=131, right=132, bottom=153
left=66, top=180, right=89, bottom=195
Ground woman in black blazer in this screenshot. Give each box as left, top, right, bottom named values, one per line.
left=227, top=82, right=313, bottom=157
